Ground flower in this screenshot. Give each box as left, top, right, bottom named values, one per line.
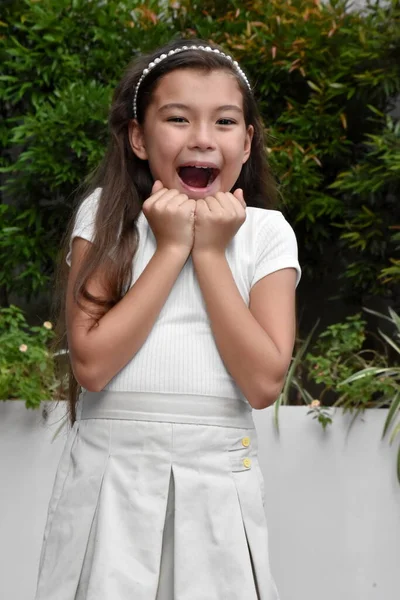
left=19, top=344, right=28, bottom=352
left=310, top=399, right=320, bottom=408
left=43, top=321, right=53, bottom=330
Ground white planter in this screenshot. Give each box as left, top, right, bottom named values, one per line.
left=253, top=406, right=400, bottom=600
left=0, top=401, right=399, bottom=600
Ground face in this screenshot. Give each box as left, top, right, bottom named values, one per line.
left=129, top=68, right=254, bottom=200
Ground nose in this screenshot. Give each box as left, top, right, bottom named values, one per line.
left=188, top=122, right=216, bottom=151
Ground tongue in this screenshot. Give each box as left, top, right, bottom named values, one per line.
left=179, top=167, right=210, bottom=188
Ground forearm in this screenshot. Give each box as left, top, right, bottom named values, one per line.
left=192, top=251, right=287, bottom=409
left=70, top=246, right=188, bottom=391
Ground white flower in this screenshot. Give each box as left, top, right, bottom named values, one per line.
left=310, top=399, right=320, bottom=408
left=43, top=321, right=53, bottom=330
left=19, top=344, right=28, bottom=353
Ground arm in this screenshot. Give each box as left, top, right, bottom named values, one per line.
left=66, top=238, right=188, bottom=392
left=192, top=250, right=297, bottom=409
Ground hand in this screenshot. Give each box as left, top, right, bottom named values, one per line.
left=192, top=189, right=246, bottom=256
left=142, top=180, right=196, bottom=255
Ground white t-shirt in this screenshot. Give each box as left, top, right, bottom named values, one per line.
left=67, top=188, right=301, bottom=401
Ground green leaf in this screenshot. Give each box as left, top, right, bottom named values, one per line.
left=397, top=445, right=400, bottom=484
left=306, top=80, right=322, bottom=93
left=389, top=422, right=400, bottom=445
left=378, top=330, right=400, bottom=356
left=340, top=368, right=396, bottom=385
left=273, top=393, right=282, bottom=434
left=382, top=392, right=400, bottom=439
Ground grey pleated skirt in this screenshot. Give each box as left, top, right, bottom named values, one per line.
left=35, top=391, right=280, bottom=600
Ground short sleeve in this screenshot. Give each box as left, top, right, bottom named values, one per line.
left=65, top=188, right=101, bottom=266
left=251, top=212, right=301, bottom=288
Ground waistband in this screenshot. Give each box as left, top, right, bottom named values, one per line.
left=77, top=391, right=254, bottom=429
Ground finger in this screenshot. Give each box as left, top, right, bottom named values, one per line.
left=179, top=198, right=197, bottom=211
left=203, top=196, right=221, bottom=213
left=152, top=179, right=164, bottom=194
left=164, top=192, right=191, bottom=208
left=226, top=192, right=245, bottom=213
left=233, top=188, right=246, bottom=208
left=195, top=198, right=208, bottom=215
left=150, top=188, right=182, bottom=208
left=156, top=189, right=190, bottom=208
left=214, top=192, right=238, bottom=215
left=144, top=185, right=170, bottom=208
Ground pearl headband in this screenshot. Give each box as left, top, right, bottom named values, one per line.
left=133, top=45, right=252, bottom=119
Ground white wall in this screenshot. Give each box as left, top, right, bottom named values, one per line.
left=1, top=402, right=399, bottom=600
left=253, top=406, right=400, bottom=600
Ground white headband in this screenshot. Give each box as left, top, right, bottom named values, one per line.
left=133, top=45, right=252, bottom=119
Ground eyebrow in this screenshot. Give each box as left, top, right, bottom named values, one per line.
left=158, top=103, right=243, bottom=114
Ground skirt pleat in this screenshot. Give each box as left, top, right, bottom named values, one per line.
left=232, top=470, right=279, bottom=600
left=155, top=471, right=175, bottom=600
left=37, top=420, right=80, bottom=576
left=36, top=420, right=112, bottom=600
left=35, top=392, right=280, bottom=600
left=76, top=420, right=173, bottom=600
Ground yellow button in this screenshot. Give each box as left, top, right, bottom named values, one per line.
left=243, top=458, right=251, bottom=469
left=242, top=437, right=250, bottom=447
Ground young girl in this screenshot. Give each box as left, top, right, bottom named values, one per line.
left=35, top=38, right=301, bottom=600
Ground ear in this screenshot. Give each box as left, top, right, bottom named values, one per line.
left=242, top=125, right=254, bottom=164
left=129, top=119, right=148, bottom=160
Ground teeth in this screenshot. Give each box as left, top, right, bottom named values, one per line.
left=179, top=165, right=213, bottom=169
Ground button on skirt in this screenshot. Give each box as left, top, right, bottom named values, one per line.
left=35, top=391, right=280, bottom=600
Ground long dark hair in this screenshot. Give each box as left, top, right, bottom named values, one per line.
left=52, top=37, right=278, bottom=424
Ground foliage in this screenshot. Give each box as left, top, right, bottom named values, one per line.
left=0, top=0, right=399, bottom=305
left=176, top=0, right=400, bottom=297
left=0, top=305, right=66, bottom=408
left=307, top=401, right=334, bottom=431
left=339, top=307, right=400, bottom=481
left=0, top=0, right=174, bottom=303
left=277, top=308, right=400, bottom=481
left=306, top=313, right=395, bottom=410
left=273, top=320, right=317, bottom=432
left=0, top=204, right=53, bottom=300
left=330, top=114, right=400, bottom=294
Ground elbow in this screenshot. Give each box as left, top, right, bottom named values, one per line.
left=81, top=380, right=105, bottom=393
left=247, top=377, right=285, bottom=410
left=72, top=360, right=107, bottom=393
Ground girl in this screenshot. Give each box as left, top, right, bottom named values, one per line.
left=35, top=38, right=301, bottom=600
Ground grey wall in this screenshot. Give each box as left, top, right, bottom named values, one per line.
left=1, top=402, right=399, bottom=600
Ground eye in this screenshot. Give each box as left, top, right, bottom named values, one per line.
left=217, top=118, right=236, bottom=126
left=167, top=117, right=188, bottom=123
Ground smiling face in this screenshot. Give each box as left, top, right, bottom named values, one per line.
left=129, top=68, right=254, bottom=200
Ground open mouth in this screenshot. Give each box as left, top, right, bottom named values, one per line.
left=177, top=165, right=220, bottom=189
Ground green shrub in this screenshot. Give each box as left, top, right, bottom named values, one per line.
left=0, top=204, right=53, bottom=300
left=0, top=305, right=66, bottom=408
left=1, top=0, right=399, bottom=304
left=177, top=0, right=400, bottom=297
left=276, top=307, right=400, bottom=480
left=305, top=313, right=396, bottom=409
